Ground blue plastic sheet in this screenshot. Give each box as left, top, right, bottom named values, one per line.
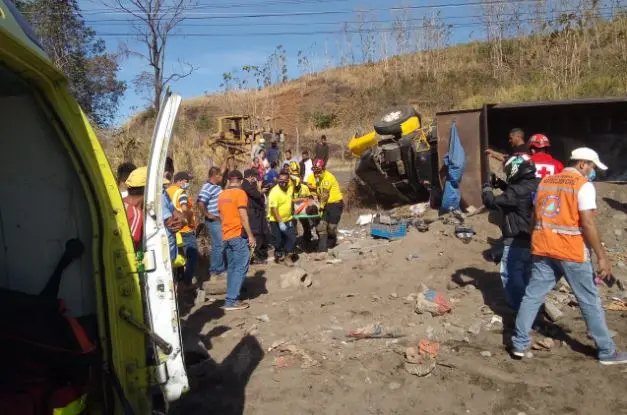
left=441, top=123, right=465, bottom=211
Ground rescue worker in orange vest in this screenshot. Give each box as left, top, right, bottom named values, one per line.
left=167, top=171, right=198, bottom=288
left=528, top=134, right=564, bottom=178
left=510, top=148, right=627, bottom=365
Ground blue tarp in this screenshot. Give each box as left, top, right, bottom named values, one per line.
left=441, top=122, right=465, bottom=211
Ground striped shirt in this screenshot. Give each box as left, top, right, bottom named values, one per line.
left=197, top=182, right=222, bottom=216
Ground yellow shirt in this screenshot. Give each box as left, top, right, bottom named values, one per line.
left=289, top=177, right=311, bottom=199
left=267, top=184, right=293, bottom=222
left=307, top=170, right=343, bottom=207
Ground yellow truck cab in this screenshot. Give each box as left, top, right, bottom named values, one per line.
left=0, top=1, right=188, bottom=413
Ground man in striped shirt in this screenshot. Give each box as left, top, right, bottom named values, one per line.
left=197, top=166, right=226, bottom=276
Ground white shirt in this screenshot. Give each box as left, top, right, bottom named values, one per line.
left=578, top=181, right=596, bottom=211
left=302, top=159, right=313, bottom=179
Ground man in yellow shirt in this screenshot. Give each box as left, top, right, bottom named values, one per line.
left=307, top=159, right=344, bottom=252
left=288, top=161, right=314, bottom=247
left=268, top=171, right=297, bottom=262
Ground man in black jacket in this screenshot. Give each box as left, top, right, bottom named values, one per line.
left=482, top=154, right=538, bottom=311
left=242, top=168, right=269, bottom=263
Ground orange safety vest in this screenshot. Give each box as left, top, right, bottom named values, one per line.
left=531, top=169, right=589, bottom=263
left=166, top=185, right=196, bottom=234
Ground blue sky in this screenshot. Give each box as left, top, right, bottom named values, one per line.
left=76, top=0, right=560, bottom=123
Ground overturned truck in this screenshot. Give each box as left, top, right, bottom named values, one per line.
left=352, top=98, right=627, bottom=208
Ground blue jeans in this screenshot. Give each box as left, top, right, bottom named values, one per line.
left=512, top=255, right=615, bottom=359
left=500, top=244, right=531, bottom=310
left=270, top=221, right=296, bottom=258
left=224, top=237, right=250, bottom=306
left=206, top=220, right=225, bottom=274
left=181, top=231, right=198, bottom=284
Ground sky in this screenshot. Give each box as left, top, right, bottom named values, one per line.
left=76, top=0, right=617, bottom=124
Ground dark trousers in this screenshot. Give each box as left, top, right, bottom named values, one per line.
left=251, top=216, right=269, bottom=260
left=317, top=201, right=344, bottom=252
left=270, top=221, right=296, bottom=258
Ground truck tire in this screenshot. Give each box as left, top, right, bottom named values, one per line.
left=373, top=106, right=419, bottom=136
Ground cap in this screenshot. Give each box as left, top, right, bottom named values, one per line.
left=173, top=171, right=193, bottom=182
left=570, top=147, right=608, bottom=170
left=228, top=170, right=243, bottom=180
left=244, top=168, right=258, bottom=178
left=125, top=166, right=148, bottom=188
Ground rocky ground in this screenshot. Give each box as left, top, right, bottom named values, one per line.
left=170, top=182, right=627, bottom=415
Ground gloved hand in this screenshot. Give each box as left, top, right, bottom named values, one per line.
left=279, top=222, right=288, bottom=232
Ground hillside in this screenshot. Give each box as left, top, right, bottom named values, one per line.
left=102, top=14, right=627, bottom=178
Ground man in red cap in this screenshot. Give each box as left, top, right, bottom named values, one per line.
left=528, top=134, right=564, bottom=179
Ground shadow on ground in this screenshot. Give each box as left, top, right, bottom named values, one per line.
left=603, top=197, right=627, bottom=214
left=169, top=334, right=264, bottom=415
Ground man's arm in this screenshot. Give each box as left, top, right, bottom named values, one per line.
left=580, top=210, right=610, bottom=278
left=271, top=207, right=282, bottom=223
left=238, top=207, right=256, bottom=248
left=485, top=149, right=505, bottom=162
left=197, top=201, right=219, bottom=221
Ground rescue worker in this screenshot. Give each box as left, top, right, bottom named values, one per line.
left=123, top=166, right=147, bottom=251
left=242, top=168, right=269, bottom=264
left=482, top=154, right=538, bottom=311
left=307, top=159, right=343, bottom=252
left=167, top=171, right=198, bottom=287
left=510, top=148, right=627, bottom=364
left=117, top=162, right=136, bottom=198
left=268, top=171, right=298, bottom=263
left=288, top=161, right=314, bottom=247
left=486, top=128, right=528, bottom=162
left=528, top=133, right=564, bottom=178
left=197, top=167, right=225, bottom=277
left=218, top=170, right=256, bottom=311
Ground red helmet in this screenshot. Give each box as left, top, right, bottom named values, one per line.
left=313, top=159, right=326, bottom=172
left=528, top=133, right=550, bottom=149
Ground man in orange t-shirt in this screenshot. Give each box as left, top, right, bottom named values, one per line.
left=218, top=170, right=256, bottom=311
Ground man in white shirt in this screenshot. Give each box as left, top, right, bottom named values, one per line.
left=510, top=147, right=627, bottom=365
left=299, top=149, right=313, bottom=181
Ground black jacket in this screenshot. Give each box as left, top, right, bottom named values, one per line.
left=241, top=180, right=266, bottom=235
left=482, top=172, right=538, bottom=243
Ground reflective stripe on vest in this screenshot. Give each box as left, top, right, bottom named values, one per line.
left=533, top=222, right=582, bottom=235
left=536, top=185, right=576, bottom=193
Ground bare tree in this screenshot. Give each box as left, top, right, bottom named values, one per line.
left=106, top=0, right=197, bottom=111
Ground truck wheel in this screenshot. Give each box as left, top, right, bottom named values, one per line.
left=373, top=106, right=418, bottom=136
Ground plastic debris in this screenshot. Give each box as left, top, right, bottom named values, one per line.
left=406, top=254, right=420, bottom=261
left=348, top=323, right=383, bottom=338
left=409, top=202, right=429, bottom=216
left=419, top=340, right=440, bottom=358
left=454, top=225, right=476, bottom=244
left=356, top=213, right=375, bottom=226
left=415, top=286, right=452, bottom=317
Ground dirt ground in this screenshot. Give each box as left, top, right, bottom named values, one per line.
left=170, top=182, right=627, bottom=415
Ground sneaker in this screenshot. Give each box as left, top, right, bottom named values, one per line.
left=507, top=345, right=525, bottom=360
left=599, top=351, right=627, bottom=366
left=223, top=301, right=250, bottom=311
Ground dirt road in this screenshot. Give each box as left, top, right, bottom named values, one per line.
left=171, top=183, right=627, bottom=415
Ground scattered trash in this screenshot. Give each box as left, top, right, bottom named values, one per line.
left=377, top=214, right=396, bottom=225
left=415, top=286, right=453, bottom=317
left=454, top=225, right=476, bottom=244
left=465, top=205, right=478, bottom=215
left=604, top=298, right=627, bottom=311
left=267, top=338, right=289, bottom=352
left=544, top=300, right=564, bottom=321
left=419, top=339, right=440, bottom=358
left=371, top=221, right=408, bottom=240
left=272, top=343, right=319, bottom=369
left=256, top=314, right=270, bottom=323
left=348, top=323, right=383, bottom=338
left=338, top=229, right=353, bottom=236
left=406, top=254, right=420, bottom=261
left=412, top=219, right=430, bottom=232
left=410, top=202, right=429, bottom=216
left=480, top=351, right=492, bottom=358
left=326, top=258, right=343, bottom=265
left=467, top=321, right=482, bottom=336
left=279, top=267, right=312, bottom=289
left=356, top=213, right=375, bottom=226
left=389, top=293, right=399, bottom=299
left=404, top=293, right=418, bottom=303
left=488, top=315, right=503, bottom=330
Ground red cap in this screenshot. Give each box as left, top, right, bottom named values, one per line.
left=313, top=159, right=326, bottom=171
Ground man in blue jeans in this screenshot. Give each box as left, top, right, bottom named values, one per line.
left=218, top=170, right=256, bottom=311
left=482, top=154, right=538, bottom=311
left=197, top=167, right=225, bottom=277
left=510, top=148, right=627, bottom=365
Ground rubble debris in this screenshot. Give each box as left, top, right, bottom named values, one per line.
left=348, top=323, right=383, bottom=338
left=454, top=225, right=476, bottom=244
left=604, top=298, right=627, bottom=311
left=326, top=258, right=343, bottom=265
left=404, top=359, right=436, bottom=377
left=415, top=286, right=452, bottom=317
left=272, top=343, right=320, bottom=369
left=279, top=267, right=312, bottom=289
left=356, top=214, right=375, bottom=226
left=404, top=344, right=437, bottom=377
left=480, top=351, right=492, bottom=358
left=544, top=300, right=564, bottom=321
left=532, top=338, right=555, bottom=350
left=412, top=219, right=430, bottom=232
left=202, top=277, right=227, bottom=295
left=488, top=315, right=503, bottom=331
left=406, top=254, right=420, bottom=261
left=267, top=338, right=289, bottom=352
left=256, top=314, right=271, bottom=323
left=467, top=321, right=482, bottom=336
left=389, top=293, right=399, bottom=299
left=419, top=340, right=441, bottom=358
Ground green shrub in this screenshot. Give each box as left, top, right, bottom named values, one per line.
left=311, top=111, right=337, bottom=129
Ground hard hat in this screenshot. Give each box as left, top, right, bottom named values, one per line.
left=528, top=133, right=550, bottom=149
left=312, top=159, right=326, bottom=171
left=288, top=161, right=300, bottom=175
left=125, top=166, right=148, bottom=188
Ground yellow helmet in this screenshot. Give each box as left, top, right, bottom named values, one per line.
left=288, top=161, right=300, bottom=175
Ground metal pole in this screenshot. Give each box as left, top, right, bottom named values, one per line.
left=296, top=126, right=300, bottom=155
